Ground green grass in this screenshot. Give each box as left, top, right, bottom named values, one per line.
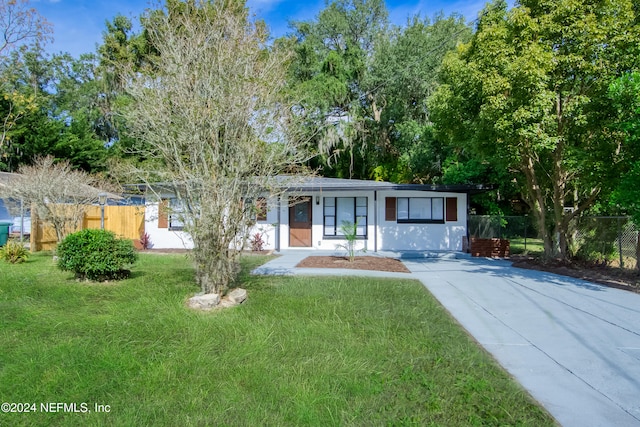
left=510, top=238, right=545, bottom=256
left=0, top=252, right=555, bottom=426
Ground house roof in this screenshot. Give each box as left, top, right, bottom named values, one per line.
left=0, top=172, right=19, bottom=187
left=127, top=175, right=493, bottom=195
left=0, top=171, right=123, bottom=200
left=275, top=176, right=493, bottom=194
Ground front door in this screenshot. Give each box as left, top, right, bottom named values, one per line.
left=289, top=197, right=312, bottom=247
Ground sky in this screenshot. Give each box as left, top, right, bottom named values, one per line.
left=32, top=0, right=491, bottom=58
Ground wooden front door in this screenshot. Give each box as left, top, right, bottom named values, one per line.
left=289, top=197, right=312, bottom=247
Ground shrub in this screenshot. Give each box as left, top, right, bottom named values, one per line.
left=57, top=229, right=138, bottom=281
left=139, top=231, right=152, bottom=250
left=0, top=240, right=29, bottom=264
left=250, top=232, right=265, bottom=251
left=335, top=220, right=365, bottom=262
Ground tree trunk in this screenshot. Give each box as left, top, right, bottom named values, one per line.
left=194, top=248, right=239, bottom=295
left=551, top=93, right=572, bottom=259
left=522, top=154, right=553, bottom=257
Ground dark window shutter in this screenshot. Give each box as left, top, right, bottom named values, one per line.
left=385, top=197, right=397, bottom=221
left=158, top=199, right=169, bottom=228
left=446, top=197, right=458, bottom=222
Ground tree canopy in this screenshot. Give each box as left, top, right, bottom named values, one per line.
left=122, top=0, right=311, bottom=295
left=430, top=0, right=640, bottom=258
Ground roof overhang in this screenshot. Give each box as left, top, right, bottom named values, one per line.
left=126, top=176, right=494, bottom=195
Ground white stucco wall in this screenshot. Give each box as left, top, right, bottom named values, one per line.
left=145, top=201, right=194, bottom=249
left=277, top=190, right=466, bottom=252
left=145, top=190, right=468, bottom=252
left=145, top=196, right=278, bottom=251
left=246, top=197, right=278, bottom=251
left=376, top=190, right=467, bottom=251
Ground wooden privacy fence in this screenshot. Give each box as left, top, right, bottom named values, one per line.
left=31, top=205, right=145, bottom=252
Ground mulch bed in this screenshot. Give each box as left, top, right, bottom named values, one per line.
left=296, top=256, right=410, bottom=273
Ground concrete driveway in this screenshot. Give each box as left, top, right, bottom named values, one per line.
left=402, top=257, right=640, bottom=427
left=254, top=252, right=640, bottom=426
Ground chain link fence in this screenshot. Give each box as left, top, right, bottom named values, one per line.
left=468, top=215, right=640, bottom=269
left=573, top=216, right=639, bottom=269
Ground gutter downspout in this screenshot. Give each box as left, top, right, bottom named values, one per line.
left=466, top=192, right=470, bottom=253
left=374, top=191, right=378, bottom=253
left=19, top=198, right=24, bottom=242
left=275, top=195, right=281, bottom=252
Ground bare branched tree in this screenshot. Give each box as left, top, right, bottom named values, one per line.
left=0, top=156, right=113, bottom=242
left=123, top=0, right=310, bottom=296
left=0, top=0, right=52, bottom=56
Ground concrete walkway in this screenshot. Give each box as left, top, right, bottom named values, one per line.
left=253, top=252, right=640, bottom=426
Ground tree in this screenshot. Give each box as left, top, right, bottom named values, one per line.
left=0, top=0, right=52, bottom=149
left=0, top=0, right=52, bottom=55
left=97, top=14, right=157, bottom=160
left=365, top=13, right=470, bottom=183
left=0, top=156, right=110, bottom=243
left=0, top=49, right=110, bottom=172
left=288, top=3, right=471, bottom=182
left=288, top=0, right=389, bottom=178
left=610, top=72, right=640, bottom=225
left=430, top=0, right=640, bottom=259
left=122, top=0, right=310, bottom=296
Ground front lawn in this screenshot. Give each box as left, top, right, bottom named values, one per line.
left=0, top=252, right=554, bottom=426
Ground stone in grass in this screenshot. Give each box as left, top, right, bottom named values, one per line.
left=218, top=288, right=248, bottom=309
left=187, top=293, right=220, bottom=310
left=228, top=288, right=247, bottom=304
left=187, top=288, right=247, bottom=310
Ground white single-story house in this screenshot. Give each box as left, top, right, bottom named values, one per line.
left=144, top=177, right=489, bottom=252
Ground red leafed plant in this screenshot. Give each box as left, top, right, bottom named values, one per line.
left=250, top=232, right=265, bottom=252
left=139, top=231, right=152, bottom=250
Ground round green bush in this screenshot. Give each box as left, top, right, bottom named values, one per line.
left=57, top=229, right=138, bottom=281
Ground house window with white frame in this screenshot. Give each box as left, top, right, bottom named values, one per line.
left=168, top=198, right=185, bottom=230
left=323, top=197, right=367, bottom=238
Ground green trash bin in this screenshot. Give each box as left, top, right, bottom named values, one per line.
left=0, top=220, right=12, bottom=247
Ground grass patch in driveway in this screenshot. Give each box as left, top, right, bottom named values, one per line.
left=0, top=252, right=554, bottom=426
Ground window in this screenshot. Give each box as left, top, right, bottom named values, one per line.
left=397, top=197, right=444, bottom=223
left=241, top=197, right=268, bottom=222
left=168, top=198, right=185, bottom=230
left=323, top=197, right=367, bottom=237
left=158, top=198, right=186, bottom=230
left=256, top=197, right=267, bottom=221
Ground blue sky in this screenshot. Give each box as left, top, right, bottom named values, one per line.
left=32, top=0, right=490, bottom=58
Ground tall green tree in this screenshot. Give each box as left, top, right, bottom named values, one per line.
left=288, top=2, right=470, bottom=182
left=0, top=0, right=52, bottom=150
left=610, top=72, right=640, bottom=225
left=0, top=47, right=109, bottom=172
left=366, top=13, right=470, bottom=183
left=430, top=0, right=640, bottom=259
left=288, top=0, right=388, bottom=178
left=97, top=13, right=156, bottom=160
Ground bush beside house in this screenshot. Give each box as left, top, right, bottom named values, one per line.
left=57, top=229, right=138, bottom=281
